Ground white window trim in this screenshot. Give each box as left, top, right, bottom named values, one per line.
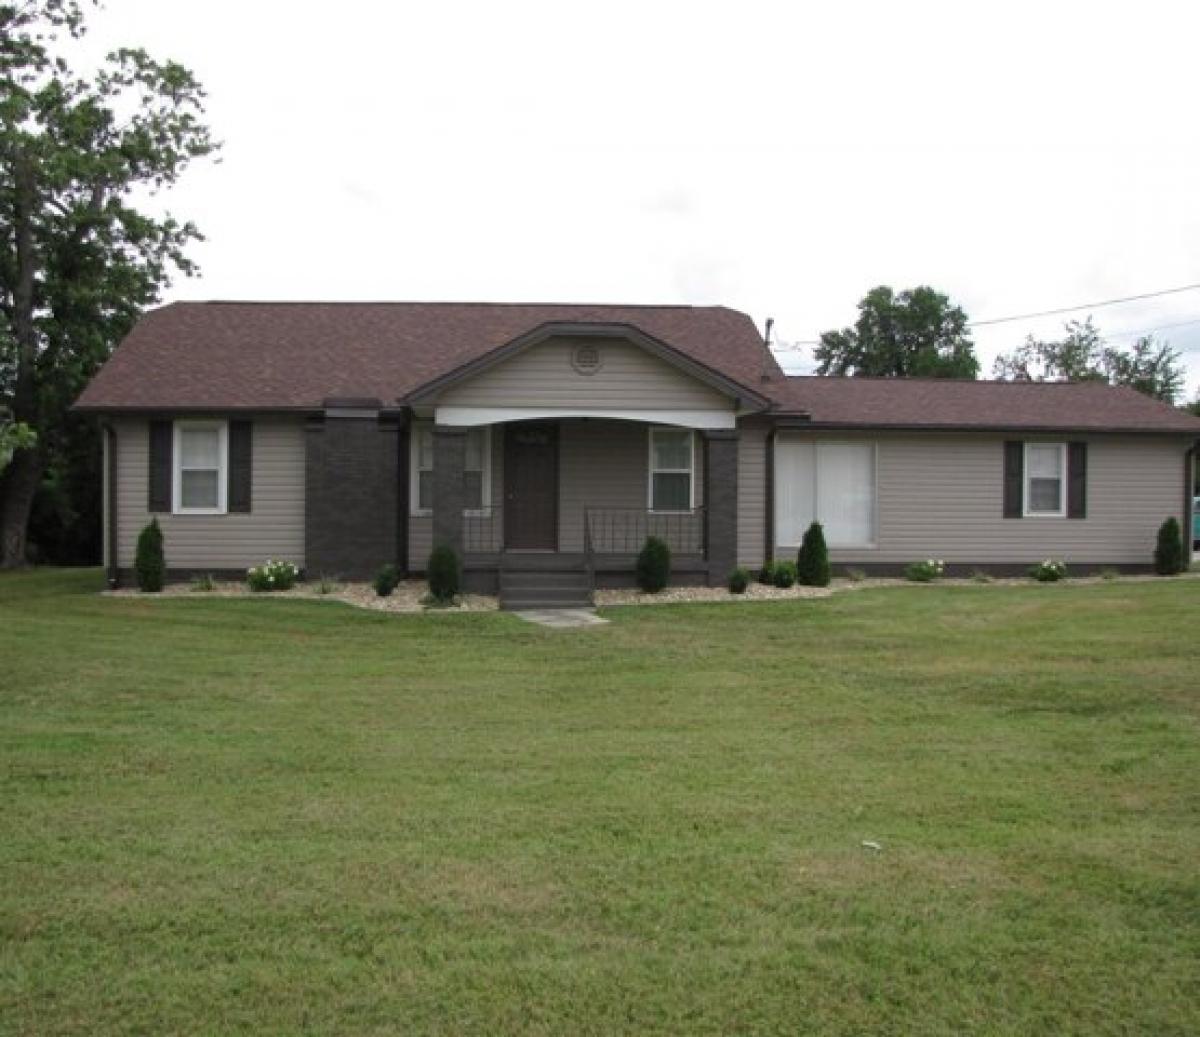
left=1023, top=441, right=1067, bottom=518
left=410, top=421, right=491, bottom=517
left=172, top=420, right=228, bottom=515
left=647, top=427, right=696, bottom=514
left=776, top=440, right=879, bottom=550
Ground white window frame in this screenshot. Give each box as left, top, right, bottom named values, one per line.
left=1023, top=441, right=1067, bottom=518
left=647, top=427, right=696, bottom=514
left=776, top=439, right=878, bottom=549
left=172, top=420, right=228, bottom=515
left=409, top=421, right=491, bottom=517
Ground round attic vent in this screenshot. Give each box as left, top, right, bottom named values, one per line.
left=571, top=342, right=603, bottom=375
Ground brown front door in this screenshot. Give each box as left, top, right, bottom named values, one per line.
left=504, top=423, right=558, bottom=550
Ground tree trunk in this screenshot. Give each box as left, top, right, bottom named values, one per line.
left=2, top=150, right=42, bottom=568
left=0, top=447, right=44, bottom=567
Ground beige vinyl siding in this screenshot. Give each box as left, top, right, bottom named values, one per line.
left=411, top=419, right=709, bottom=559
left=736, top=420, right=768, bottom=567
left=113, top=416, right=305, bottom=569
left=772, top=432, right=1190, bottom=565
left=436, top=337, right=732, bottom=411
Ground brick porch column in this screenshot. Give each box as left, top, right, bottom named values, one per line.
left=432, top=424, right=467, bottom=558
left=703, top=429, right=739, bottom=586
left=304, top=400, right=399, bottom=579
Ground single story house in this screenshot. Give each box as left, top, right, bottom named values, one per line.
left=75, top=302, right=1200, bottom=607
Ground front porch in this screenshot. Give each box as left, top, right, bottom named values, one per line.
left=413, top=417, right=738, bottom=605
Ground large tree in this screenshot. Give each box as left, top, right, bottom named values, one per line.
left=0, top=0, right=216, bottom=566
left=991, top=317, right=1186, bottom=403
left=814, top=285, right=979, bottom=378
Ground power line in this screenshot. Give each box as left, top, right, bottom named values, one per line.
left=1091, top=316, right=1200, bottom=340
left=968, top=282, right=1200, bottom=327
left=768, top=284, right=1200, bottom=351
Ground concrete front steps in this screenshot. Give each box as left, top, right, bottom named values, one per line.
left=499, top=567, right=594, bottom=610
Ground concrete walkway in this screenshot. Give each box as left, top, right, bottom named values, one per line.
left=512, top=608, right=610, bottom=628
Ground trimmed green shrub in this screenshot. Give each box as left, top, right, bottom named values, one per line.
left=1153, top=516, right=1185, bottom=575
left=1028, top=559, right=1068, bottom=582
left=904, top=558, right=945, bottom=582
left=796, top=521, right=830, bottom=587
left=247, top=559, right=299, bottom=592
left=427, top=545, right=461, bottom=603
left=727, top=567, right=751, bottom=594
left=772, top=559, right=797, bottom=588
left=636, top=536, right=671, bottom=593
left=374, top=564, right=400, bottom=598
left=134, top=518, right=165, bottom=592
left=757, top=563, right=776, bottom=585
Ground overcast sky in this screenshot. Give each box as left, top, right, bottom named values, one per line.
left=77, top=0, right=1200, bottom=399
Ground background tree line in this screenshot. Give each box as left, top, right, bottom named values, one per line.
left=814, top=284, right=1195, bottom=408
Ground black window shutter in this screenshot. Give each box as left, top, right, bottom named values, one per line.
left=148, top=420, right=173, bottom=512
left=1067, top=441, right=1087, bottom=519
left=1003, top=441, right=1023, bottom=518
left=228, top=420, right=252, bottom=513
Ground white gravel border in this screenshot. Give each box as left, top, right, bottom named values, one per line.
left=104, top=578, right=498, bottom=613
left=104, top=570, right=1198, bottom=613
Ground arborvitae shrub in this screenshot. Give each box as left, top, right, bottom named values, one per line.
left=135, top=518, right=165, bottom=592
left=1153, top=516, right=1185, bottom=575
left=374, top=563, right=400, bottom=597
left=636, top=536, right=671, bottom=593
left=796, top=521, right=831, bottom=587
left=427, top=545, right=461, bottom=602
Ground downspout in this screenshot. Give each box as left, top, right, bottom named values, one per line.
left=765, top=425, right=777, bottom=569
left=1187, top=441, right=1197, bottom=559
left=104, top=422, right=119, bottom=589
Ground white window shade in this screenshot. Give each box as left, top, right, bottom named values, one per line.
left=817, top=444, right=875, bottom=546
left=774, top=440, right=815, bottom=546
left=775, top=438, right=875, bottom=548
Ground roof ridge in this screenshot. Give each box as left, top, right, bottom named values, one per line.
left=165, top=299, right=714, bottom=310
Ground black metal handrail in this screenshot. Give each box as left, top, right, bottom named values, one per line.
left=584, top=506, right=706, bottom=556
left=463, top=506, right=502, bottom=553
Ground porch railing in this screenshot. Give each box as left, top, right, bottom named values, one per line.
left=463, top=507, right=502, bottom=554
left=583, top=506, right=706, bottom=557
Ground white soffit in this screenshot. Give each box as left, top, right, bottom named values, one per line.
left=434, top=406, right=736, bottom=429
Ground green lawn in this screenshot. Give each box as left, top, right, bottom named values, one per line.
left=1, top=569, right=1198, bottom=1035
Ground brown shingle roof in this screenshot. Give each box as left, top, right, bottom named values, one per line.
left=775, top=376, right=1200, bottom=433
left=74, top=300, right=1200, bottom=435
left=74, top=301, right=780, bottom=411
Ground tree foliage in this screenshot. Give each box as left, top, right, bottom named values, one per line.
left=814, top=286, right=979, bottom=379
left=0, top=0, right=217, bottom=565
left=991, top=318, right=1185, bottom=403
